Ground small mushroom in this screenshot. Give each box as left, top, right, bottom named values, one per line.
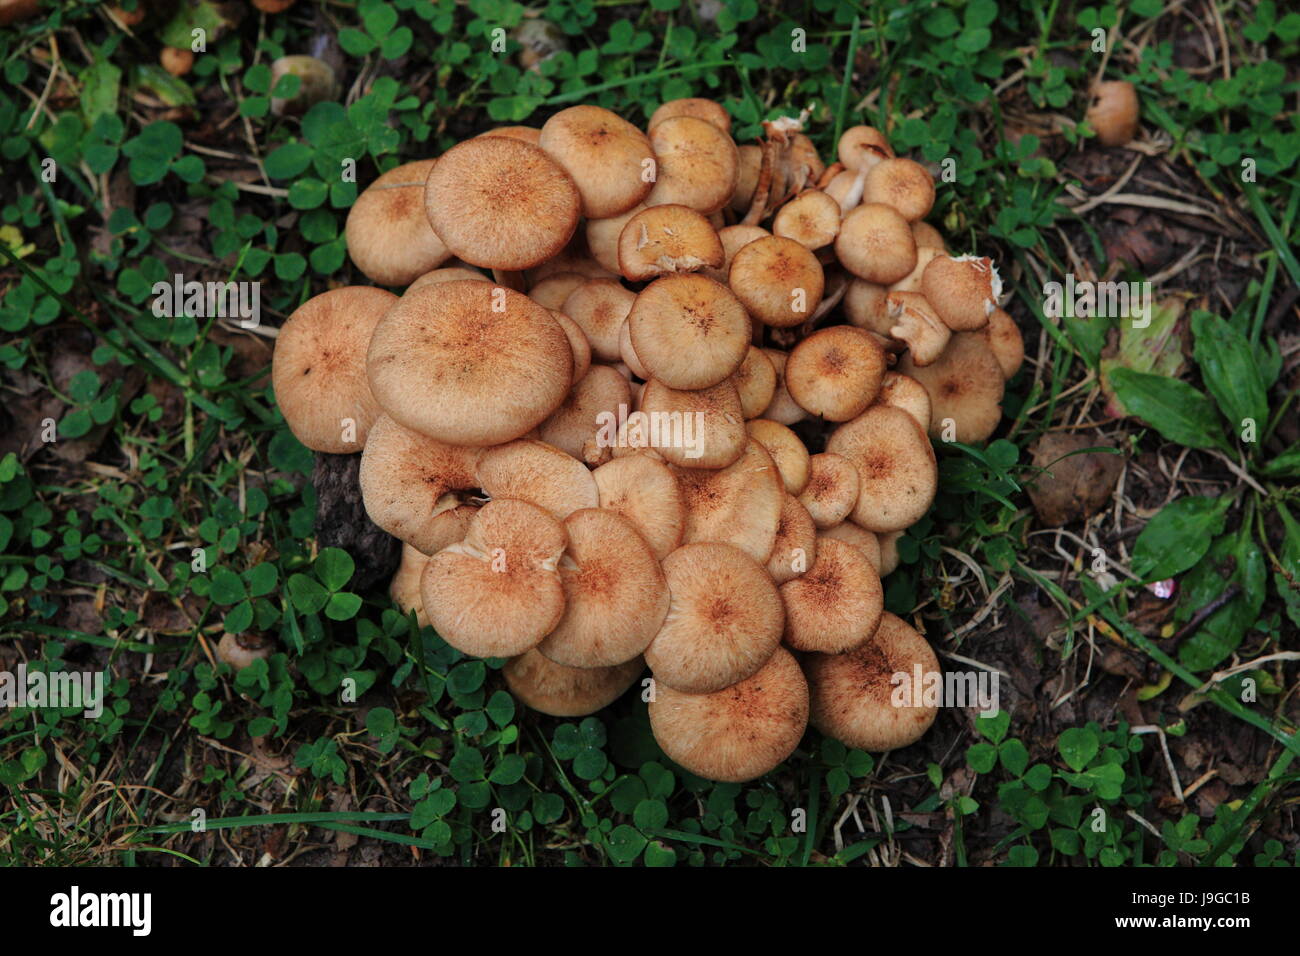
left=835, top=203, right=916, bottom=285
left=675, top=438, right=784, bottom=562
left=217, top=632, right=274, bottom=671
left=505, top=650, right=644, bottom=717
left=781, top=537, right=883, bottom=653
left=160, top=46, right=194, bottom=76
left=766, top=494, right=818, bottom=585
left=897, top=332, right=1005, bottom=443
left=772, top=189, right=841, bottom=250
left=826, top=405, right=938, bottom=533
left=863, top=157, right=936, bottom=222
left=475, top=440, right=599, bottom=521
left=984, top=307, right=1025, bottom=379
left=346, top=159, right=452, bottom=286
left=837, top=125, right=894, bottom=172
left=874, top=371, right=932, bottom=433
left=785, top=325, right=886, bottom=421
left=643, top=542, right=784, bottom=693
left=592, top=454, right=685, bottom=560
left=648, top=97, right=731, bottom=133
left=920, top=254, right=1002, bottom=331
left=616, top=204, right=724, bottom=280
left=745, top=419, right=811, bottom=495
left=644, top=115, right=739, bottom=214
left=390, top=543, right=433, bottom=626
left=732, top=345, right=777, bottom=419
left=797, top=452, right=860, bottom=529
left=820, top=523, right=882, bottom=573
left=1086, top=80, right=1139, bottom=146
left=887, top=291, right=951, bottom=366
left=561, top=278, right=635, bottom=362
left=760, top=348, right=808, bottom=426
left=269, top=55, right=338, bottom=117
left=804, top=612, right=940, bottom=751
left=639, top=378, right=747, bottom=469
left=649, top=646, right=808, bottom=783
left=538, top=364, right=630, bottom=464
left=728, top=235, right=825, bottom=328
left=627, top=274, right=749, bottom=389
left=539, top=105, right=655, bottom=218
left=528, top=272, right=586, bottom=311
left=271, top=286, right=395, bottom=452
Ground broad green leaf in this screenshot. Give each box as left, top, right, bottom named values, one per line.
left=1260, top=442, right=1300, bottom=478
left=1108, top=367, right=1227, bottom=450
left=1058, top=727, right=1099, bottom=772
left=1177, top=527, right=1269, bottom=671
left=1130, top=495, right=1231, bottom=580
left=314, top=547, right=355, bottom=590
left=1191, top=311, right=1268, bottom=439
left=287, top=572, right=328, bottom=614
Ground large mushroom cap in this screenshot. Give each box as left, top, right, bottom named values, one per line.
left=649, top=646, right=808, bottom=783
left=271, top=286, right=396, bottom=453
left=728, top=235, right=825, bottom=328
left=639, top=377, right=747, bottom=469
left=644, top=542, right=785, bottom=694
left=826, top=404, right=938, bottom=533
left=785, top=325, right=886, bottom=421
left=805, top=612, right=940, bottom=751
left=539, top=104, right=655, bottom=219
left=345, top=159, right=451, bottom=286
left=645, top=115, right=739, bottom=214
left=505, top=650, right=644, bottom=717
left=367, top=280, right=572, bottom=446
left=537, top=509, right=669, bottom=668
left=780, top=536, right=883, bottom=653
left=475, top=439, right=599, bottom=521
left=676, top=438, right=784, bottom=562
left=616, top=204, right=724, bottom=281
left=592, top=454, right=685, bottom=561
left=359, top=414, right=482, bottom=553
left=421, top=498, right=567, bottom=658
left=897, top=331, right=1005, bottom=444
left=423, top=136, right=581, bottom=270
left=628, top=275, right=750, bottom=390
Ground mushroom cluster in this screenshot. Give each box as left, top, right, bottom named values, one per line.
left=270, top=101, right=1023, bottom=783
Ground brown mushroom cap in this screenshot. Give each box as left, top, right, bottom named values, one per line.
left=407, top=265, right=489, bottom=293
left=760, top=348, right=808, bottom=425
left=835, top=202, right=917, bottom=285
left=475, top=439, right=599, bottom=520
left=863, top=157, right=936, bottom=222
left=628, top=275, right=750, bottom=390
left=586, top=204, right=645, bottom=274
left=897, top=332, right=1006, bottom=444
left=423, top=136, right=580, bottom=270
left=644, top=116, right=739, bottom=215
left=911, top=220, right=946, bottom=251
left=772, top=189, right=842, bottom=250
left=1086, top=80, right=1140, bottom=147
left=766, top=494, right=818, bottom=585
left=592, top=454, right=685, bottom=561
left=887, top=290, right=951, bottom=366
left=781, top=536, right=883, bottom=654
left=528, top=272, right=587, bottom=310
left=561, top=278, right=635, bottom=362
left=877, top=529, right=902, bottom=576
left=537, top=509, right=669, bottom=668
left=700, top=223, right=769, bottom=284
left=648, top=97, right=732, bottom=133
left=887, top=245, right=944, bottom=295
left=345, top=160, right=452, bottom=286
left=549, top=309, right=593, bottom=384
left=729, top=235, right=825, bottom=328
left=538, top=104, right=655, bottom=219
left=649, top=645, right=807, bottom=783
left=505, top=649, right=644, bottom=717
left=820, top=522, right=882, bottom=573
left=421, top=498, right=567, bottom=658
left=805, top=612, right=939, bottom=751
left=538, top=364, right=630, bottom=465
left=797, top=452, right=861, bottom=529
left=639, top=377, right=747, bottom=469
left=359, top=414, right=482, bottom=553
left=745, top=419, right=811, bottom=495
left=921, top=254, right=1001, bottom=331
left=844, top=278, right=892, bottom=335
left=785, top=325, right=886, bottom=421
left=367, top=280, right=571, bottom=446
left=826, top=404, right=938, bottom=533
left=617, top=204, right=724, bottom=281
left=729, top=143, right=764, bottom=214
left=390, top=542, right=433, bottom=627
left=272, top=286, right=395, bottom=453
left=477, top=125, right=543, bottom=145
left=875, top=371, right=932, bottom=433
left=733, top=345, right=778, bottom=419
left=675, top=438, right=783, bottom=561
left=644, top=542, right=784, bottom=693
left=837, top=125, right=894, bottom=172
left=984, top=307, right=1024, bottom=379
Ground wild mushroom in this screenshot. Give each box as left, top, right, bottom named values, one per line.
left=648, top=97, right=732, bottom=133
left=616, top=204, right=724, bottom=281
left=983, top=307, right=1024, bottom=379
left=863, top=157, right=935, bottom=222
left=784, top=325, right=886, bottom=421
left=475, top=440, right=599, bottom=520
left=887, top=291, right=951, bottom=366
left=837, top=124, right=894, bottom=172
left=760, top=348, right=808, bottom=426
left=835, top=203, right=917, bottom=285
left=675, top=438, right=784, bottom=562
left=358, top=414, right=482, bottom=553
left=390, top=542, right=433, bottom=627
left=643, top=542, right=784, bottom=693
left=766, top=494, right=818, bottom=585
left=586, top=204, right=645, bottom=274
left=921, top=254, right=1002, bottom=331
left=592, top=454, right=685, bottom=560
left=366, top=280, right=572, bottom=446
left=561, top=278, right=635, bottom=362
left=272, top=286, right=395, bottom=453
left=820, top=522, right=882, bottom=573
left=797, top=452, right=860, bottom=529
left=733, top=345, right=778, bottom=419
left=217, top=632, right=274, bottom=671
left=826, top=405, right=938, bottom=533
left=780, top=536, right=884, bottom=653
left=772, top=189, right=841, bottom=250
left=627, top=275, right=749, bottom=389
left=729, top=235, right=825, bottom=328
left=423, top=136, right=580, bottom=270
left=538, top=104, right=655, bottom=218
left=648, top=645, right=807, bottom=783
left=504, top=650, right=644, bottom=717
left=700, top=223, right=769, bottom=284
left=843, top=278, right=892, bottom=335
left=539, top=364, right=630, bottom=464
left=804, top=612, right=940, bottom=751
left=549, top=309, right=593, bottom=384
left=421, top=498, right=567, bottom=658
left=407, top=265, right=489, bottom=293
left=897, top=332, right=1005, bottom=443
left=528, top=272, right=587, bottom=311
left=639, top=378, right=747, bottom=469
left=745, top=419, right=811, bottom=495
left=345, top=160, right=451, bottom=286
left=644, top=115, right=739, bottom=214
left=875, top=371, right=932, bottom=433
left=1086, top=80, right=1139, bottom=146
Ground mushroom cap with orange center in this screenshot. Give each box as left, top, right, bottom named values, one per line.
left=780, top=537, right=883, bottom=653
left=897, top=331, right=1005, bottom=444
left=826, top=404, right=938, bottom=533
left=345, top=159, right=452, bottom=286
left=729, top=235, right=825, bottom=328
left=539, top=104, right=655, bottom=219
left=628, top=275, right=750, bottom=390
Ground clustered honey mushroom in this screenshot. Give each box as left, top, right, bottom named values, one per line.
left=268, top=99, right=1025, bottom=784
